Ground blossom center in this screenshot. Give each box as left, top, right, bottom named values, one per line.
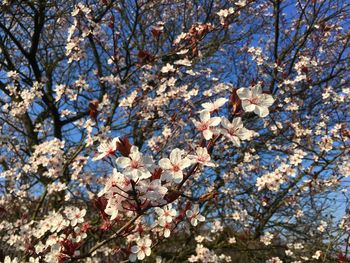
left=228, top=128, right=237, bottom=136
left=107, top=148, right=115, bottom=155
left=249, top=97, right=259, bottom=105
left=172, top=164, right=180, bottom=172
left=197, top=156, right=206, bottom=163
left=130, top=160, right=140, bottom=169
left=198, top=122, right=209, bottom=131
left=140, top=245, right=146, bottom=251
left=123, top=179, right=130, bottom=187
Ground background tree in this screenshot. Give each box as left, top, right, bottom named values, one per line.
left=0, top=0, right=349, bottom=262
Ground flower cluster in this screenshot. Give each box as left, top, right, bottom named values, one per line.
left=4, top=1, right=348, bottom=262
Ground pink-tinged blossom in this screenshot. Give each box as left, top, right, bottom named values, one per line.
left=64, top=207, right=86, bottom=227
left=319, top=135, right=333, bottom=152
left=188, top=244, right=219, bottom=262
left=199, top=98, right=228, bottom=112
left=104, top=198, right=121, bottom=221
left=23, top=138, right=65, bottom=179
left=266, top=257, right=283, bottom=263
left=237, top=86, right=274, bottom=117
left=116, top=146, right=153, bottom=181
left=71, top=3, right=91, bottom=16
left=192, top=111, right=221, bottom=140
left=235, top=0, right=247, bottom=7
left=98, top=169, right=131, bottom=197
left=158, top=219, right=172, bottom=238
left=4, top=256, right=18, bottom=263
left=93, top=137, right=120, bottom=161
left=159, top=148, right=192, bottom=183
left=217, top=8, right=234, bottom=19
left=186, top=205, right=205, bottom=226
left=137, top=179, right=168, bottom=202
left=155, top=204, right=177, bottom=223
left=129, top=236, right=152, bottom=262
left=99, top=169, right=132, bottom=220
left=161, top=63, right=175, bottom=73
left=256, top=164, right=294, bottom=192
left=188, top=147, right=216, bottom=167
left=50, top=212, right=70, bottom=233
left=260, top=232, right=274, bottom=245
left=220, top=117, right=253, bottom=146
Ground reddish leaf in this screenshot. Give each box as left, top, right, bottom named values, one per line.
left=116, top=137, right=132, bottom=157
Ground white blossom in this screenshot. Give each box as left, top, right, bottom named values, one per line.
left=129, top=236, right=152, bottom=262
left=237, top=86, right=274, bottom=117
left=116, top=146, right=154, bottom=181
left=186, top=205, right=205, bottom=226
left=220, top=117, right=253, bottom=146
left=192, top=111, right=221, bottom=140
left=159, top=148, right=192, bottom=183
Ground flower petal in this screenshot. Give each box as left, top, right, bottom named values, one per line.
left=260, top=94, right=275, bottom=107
left=159, top=158, right=172, bottom=170
left=200, top=111, right=210, bottom=122
left=232, top=117, right=243, bottom=128
left=237, top=88, right=251, bottom=100
left=251, top=85, right=262, bottom=95
left=242, top=101, right=255, bottom=112
left=215, top=98, right=228, bottom=107
left=116, top=157, right=130, bottom=168
left=138, top=251, right=145, bottom=260
left=145, top=247, right=152, bottom=256
left=172, top=172, right=183, bottom=183
left=203, top=129, right=213, bottom=140
left=209, top=117, right=221, bottom=126
left=170, top=148, right=182, bottom=164
left=144, top=238, right=152, bottom=247
left=181, top=157, right=192, bottom=169
left=220, top=117, right=230, bottom=129
left=254, top=105, right=269, bottom=117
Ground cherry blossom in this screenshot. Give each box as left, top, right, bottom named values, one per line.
left=129, top=236, right=152, bottom=262
left=137, top=179, right=168, bottom=202
left=116, top=146, right=154, bottom=181
left=186, top=205, right=205, bottom=226
left=104, top=198, right=122, bottom=221
left=229, top=237, right=236, bottom=244
left=98, top=169, right=131, bottom=197
left=99, top=169, right=132, bottom=220
left=159, top=148, right=192, bottom=183
left=312, top=250, right=322, bottom=259
left=237, top=85, right=275, bottom=117
left=93, top=137, right=120, bottom=160
left=4, top=256, right=18, bottom=263
left=217, top=8, right=234, bottom=19
left=235, top=0, right=247, bottom=7
left=266, top=257, right=283, bottom=263
left=188, top=244, right=220, bottom=262
left=7, top=70, right=20, bottom=81
left=1, top=1, right=349, bottom=262
left=155, top=205, right=177, bottom=223
left=260, top=232, right=274, bottom=245
left=160, top=63, right=175, bottom=73
left=198, top=98, right=228, bottom=112
left=64, top=207, right=86, bottom=227
left=220, top=117, right=253, bottom=146
left=188, top=147, right=216, bottom=167
left=192, top=111, right=221, bottom=140
left=158, top=219, right=172, bottom=238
